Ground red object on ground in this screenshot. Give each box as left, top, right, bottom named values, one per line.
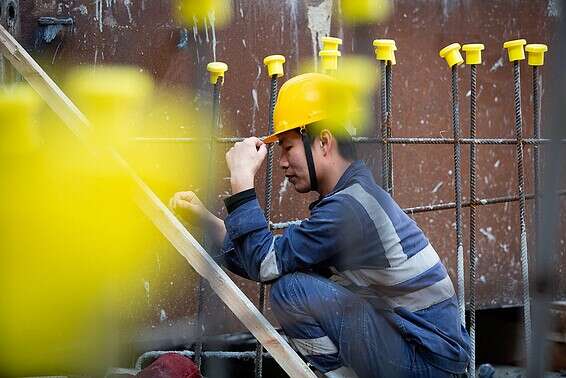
left=136, top=353, right=201, bottom=378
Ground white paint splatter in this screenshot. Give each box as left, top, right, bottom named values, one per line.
left=279, top=177, right=290, bottom=205
left=432, top=181, right=443, bottom=193
left=123, top=0, right=133, bottom=23
left=288, top=0, right=300, bottom=69
left=208, top=11, right=217, bottom=62
left=490, top=57, right=504, bottom=72
left=479, top=227, right=496, bottom=242
left=307, top=0, right=333, bottom=72
left=143, top=280, right=150, bottom=302
left=95, top=0, right=103, bottom=32
left=74, top=4, right=88, bottom=15
left=159, top=309, right=168, bottom=322
left=494, top=160, right=500, bottom=168
left=547, top=0, right=561, bottom=17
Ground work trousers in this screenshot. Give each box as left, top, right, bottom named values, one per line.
left=270, top=272, right=458, bottom=378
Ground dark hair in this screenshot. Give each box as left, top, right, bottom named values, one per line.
left=301, top=121, right=357, bottom=161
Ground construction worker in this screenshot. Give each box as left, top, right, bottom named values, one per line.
left=170, top=73, right=470, bottom=377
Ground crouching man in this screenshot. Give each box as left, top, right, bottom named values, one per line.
left=170, top=73, right=470, bottom=377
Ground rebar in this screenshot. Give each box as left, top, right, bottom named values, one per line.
left=254, top=74, right=279, bottom=378
left=468, top=63, right=478, bottom=378
left=380, top=61, right=389, bottom=192
left=132, top=136, right=558, bottom=145
left=512, top=60, right=532, bottom=363
left=532, top=65, right=542, bottom=262
left=386, top=61, right=394, bottom=196
left=451, top=64, right=465, bottom=326
left=195, top=79, right=223, bottom=369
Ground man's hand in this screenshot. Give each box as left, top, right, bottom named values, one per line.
left=226, top=137, right=267, bottom=194
left=169, top=191, right=212, bottom=226
left=169, top=191, right=227, bottom=247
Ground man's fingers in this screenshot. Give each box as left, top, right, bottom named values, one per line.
left=257, top=143, right=268, bottom=158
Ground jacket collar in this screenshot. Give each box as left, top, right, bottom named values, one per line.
left=309, top=160, right=368, bottom=210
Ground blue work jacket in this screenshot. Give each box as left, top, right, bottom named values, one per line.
left=218, top=160, right=471, bottom=374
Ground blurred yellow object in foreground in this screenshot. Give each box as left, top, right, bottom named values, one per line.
left=0, top=84, right=42, bottom=155
left=175, top=0, right=232, bottom=28
left=66, top=65, right=154, bottom=147
left=340, top=0, right=392, bottom=25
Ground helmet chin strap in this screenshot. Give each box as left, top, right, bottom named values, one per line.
left=300, top=127, right=319, bottom=192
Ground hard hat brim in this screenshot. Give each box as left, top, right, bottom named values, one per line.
left=263, top=128, right=292, bottom=144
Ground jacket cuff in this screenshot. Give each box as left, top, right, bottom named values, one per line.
left=224, top=199, right=268, bottom=239
left=224, top=188, right=257, bottom=214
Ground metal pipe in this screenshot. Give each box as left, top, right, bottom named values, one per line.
left=512, top=59, right=532, bottom=362
left=468, top=62, right=478, bottom=378
left=450, top=64, right=466, bottom=326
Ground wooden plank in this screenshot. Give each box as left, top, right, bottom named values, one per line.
left=0, top=24, right=316, bottom=378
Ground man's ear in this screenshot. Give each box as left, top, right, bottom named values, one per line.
left=318, top=129, right=333, bottom=156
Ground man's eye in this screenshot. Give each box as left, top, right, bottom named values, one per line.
left=285, top=146, right=292, bottom=152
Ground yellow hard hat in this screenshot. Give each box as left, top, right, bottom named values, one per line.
left=264, top=73, right=356, bottom=144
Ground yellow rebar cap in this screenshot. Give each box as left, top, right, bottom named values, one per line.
left=462, top=43, right=485, bottom=65
left=207, top=62, right=228, bottom=84
left=263, top=55, right=286, bottom=78
left=0, top=85, right=42, bottom=154
left=525, top=44, right=548, bottom=66
left=319, top=50, right=341, bottom=72
left=373, top=39, right=397, bottom=64
left=503, top=39, right=527, bottom=62
left=322, top=36, right=343, bottom=51
left=439, top=43, right=464, bottom=67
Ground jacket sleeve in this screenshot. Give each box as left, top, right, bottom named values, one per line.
left=223, top=195, right=361, bottom=282
left=212, top=235, right=252, bottom=280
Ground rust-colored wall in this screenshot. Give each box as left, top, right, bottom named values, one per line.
left=12, top=0, right=565, bottom=337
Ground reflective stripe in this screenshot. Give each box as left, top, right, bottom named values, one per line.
left=387, top=275, right=455, bottom=311
left=259, top=236, right=280, bottom=281
left=342, top=244, right=440, bottom=287
left=336, top=184, right=407, bottom=267
left=325, top=366, right=359, bottom=378
left=291, top=336, right=338, bottom=356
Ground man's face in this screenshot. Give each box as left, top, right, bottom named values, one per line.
left=277, top=130, right=311, bottom=193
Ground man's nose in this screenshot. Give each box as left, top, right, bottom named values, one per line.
left=279, top=153, right=289, bottom=169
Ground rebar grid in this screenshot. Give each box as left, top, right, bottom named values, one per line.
left=139, top=55, right=566, bottom=377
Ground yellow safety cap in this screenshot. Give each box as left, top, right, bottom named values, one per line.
left=462, top=43, right=485, bottom=65
left=319, top=50, right=341, bottom=72
left=503, top=39, right=527, bottom=62
left=263, top=55, right=286, bottom=78
left=525, top=44, right=548, bottom=66
left=321, top=36, right=343, bottom=51
left=439, top=43, right=464, bottom=68
left=372, top=39, right=397, bottom=63
left=207, top=61, right=228, bottom=84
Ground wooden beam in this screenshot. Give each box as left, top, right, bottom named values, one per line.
left=0, top=24, right=316, bottom=378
